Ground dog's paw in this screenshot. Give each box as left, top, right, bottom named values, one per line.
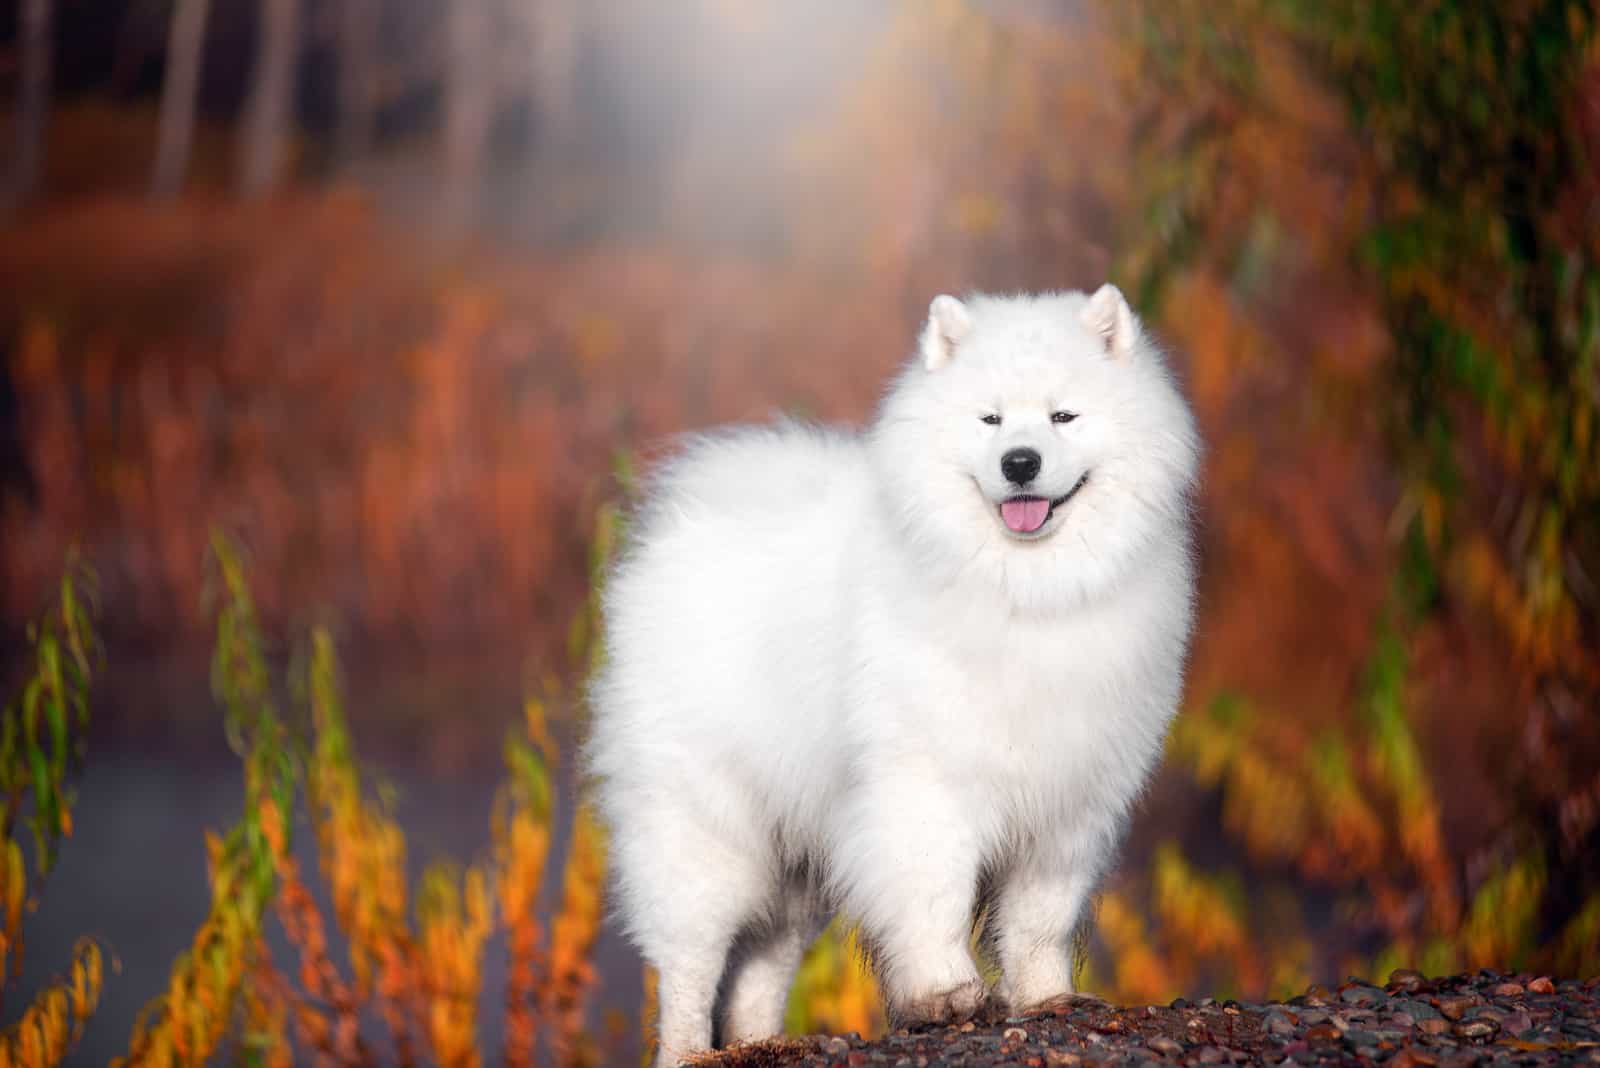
left=890, top=976, right=987, bottom=1029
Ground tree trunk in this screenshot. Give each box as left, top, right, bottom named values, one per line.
left=150, top=0, right=211, bottom=201
left=238, top=0, right=302, bottom=197
left=6, top=0, right=54, bottom=212
left=334, top=0, right=381, bottom=169
left=441, top=0, right=494, bottom=234
left=528, top=0, right=578, bottom=159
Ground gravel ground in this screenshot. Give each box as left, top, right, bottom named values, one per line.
left=702, top=971, right=1600, bottom=1067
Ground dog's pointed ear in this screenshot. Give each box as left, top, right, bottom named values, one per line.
left=920, top=295, right=973, bottom=371
left=1080, top=283, right=1140, bottom=360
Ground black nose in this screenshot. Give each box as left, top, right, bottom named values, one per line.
left=1001, top=448, right=1042, bottom=485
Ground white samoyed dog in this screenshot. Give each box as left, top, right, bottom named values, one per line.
left=586, top=286, right=1200, bottom=1066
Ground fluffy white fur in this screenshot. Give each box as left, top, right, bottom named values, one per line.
left=586, top=287, right=1201, bottom=1067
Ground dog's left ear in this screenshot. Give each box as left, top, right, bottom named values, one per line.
left=1080, top=283, right=1140, bottom=360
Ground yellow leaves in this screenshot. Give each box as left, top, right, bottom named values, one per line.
left=785, top=924, right=883, bottom=1039
left=1459, top=852, right=1546, bottom=972
left=0, top=841, right=24, bottom=983
left=419, top=864, right=493, bottom=1068
left=1152, top=843, right=1260, bottom=992
left=497, top=701, right=556, bottom=1066
left=546, top=806, right=607, bottom=1066
left=0, top=940, right=103, bottom=1068
left=1093, top=890, right=1172, bottom=1006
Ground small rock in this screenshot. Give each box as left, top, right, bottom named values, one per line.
left=1454, top=1018, right=1499, bottom=1042
left=1388, top=969, right=1427, bottom=994
left=1500, top=1010, right=1533, bottom=1036
left=1170, top=998, right=1192, bottom=1010
left=1304, top=986, right=1334, bottom=1005
left=822, top=1036, right=851, bottom=1056
left=1043, top=1052, right=1081, bottom=1068
left=1195, top=1045, right=1227, bottom=1063
left=1341, top=1029, right=1380, bottom=1048
left=957, top=1020, right=975, bottom=1033
left=846, top=1053, right=868, bottom=1067
left=1489, top=982, right=1524, bottom=997
left=1265, top=1011, right=1298, bottom=1037
left=1388, top=1012, right=1416, bottom=1029
left=1397, top=998, right=1442, bottom=1021
left=1527, top=976, right=1556, bottom=995
left=1418, top=1018, right=1452, bottom=1035
left=1003, top=1027, right=1028, bottom=1044
left=1305, top=1024, right=1341, bottom=1042
left=1434, top=995, right=1475, bottom=1020
left=1340, top=985, right=1386, bottom=1008
left=1146, top=1036, right=1183, bottom=1056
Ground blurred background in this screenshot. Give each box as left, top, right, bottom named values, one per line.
left=1, top=0, right=1598, bottom=1064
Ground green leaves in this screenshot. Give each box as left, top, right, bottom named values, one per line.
left=3, top=553, right=98, bottom=883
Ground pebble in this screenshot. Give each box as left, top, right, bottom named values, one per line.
left=1341, top=1029, right=1380, bottom=1048
left=1388, top=969, right=1428, bottom=994
left=1195, top=1045, right=1226, bottom=1063
left=1003, top=1027, right=1028, bottom=1044
left=1528, top=976, right=1557, bottom=995
left=1490, top=982, right=1525, bottom=997
left=1265, top=1010, right=1298, bottom=1037
left=1397, top=998, right=1442, bottom=1021
left=1435, top=994, right=1476, bottom=1020
left=1340, top=984, right=1387, bottom=1007
left=821, top=1036, right=851, bottom=1056
left=1418, top=1018, right=1452, bottom=1035
left=1454, top=1018, right=1500, bottom=1041
left=1146, top=1035, right=1183, bottom=1056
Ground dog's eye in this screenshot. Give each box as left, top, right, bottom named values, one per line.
left=1051, top=410, right=1078, bottom=425
left=980, top=414, right=1002, bottom=426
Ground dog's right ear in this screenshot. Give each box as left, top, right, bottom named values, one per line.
left=920, top=295, right=972, bottom=371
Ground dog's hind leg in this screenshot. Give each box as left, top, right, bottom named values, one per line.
left=718, top=884, right=830, bottom=1046
left=612, top=804, right=774, bottom=1068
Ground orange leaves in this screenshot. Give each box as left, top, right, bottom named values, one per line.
left=418, top=865, right=493, bottom=1068
left=544, top=807, right=606, bottom=1066
left=0, top=940, right=104, bottom=1068
left=784, top=924, right=884, bottom=1040
left=498, top=699, right=555, bottom=1068
left=0, top=560, right=102, bottom=1068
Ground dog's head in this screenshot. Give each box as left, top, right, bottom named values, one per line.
left=870, top=286, right=1200, bottom=610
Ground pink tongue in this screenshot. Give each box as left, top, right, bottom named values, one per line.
left=1001, top=497, right=1050, bottom=533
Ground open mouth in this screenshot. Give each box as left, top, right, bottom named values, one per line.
left=999, top=472, right=1090, bottom=535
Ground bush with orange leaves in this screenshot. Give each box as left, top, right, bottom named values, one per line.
left=0, top=560, right=104, bottom=1068
left=83, top=532, right=615, bottom=1067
